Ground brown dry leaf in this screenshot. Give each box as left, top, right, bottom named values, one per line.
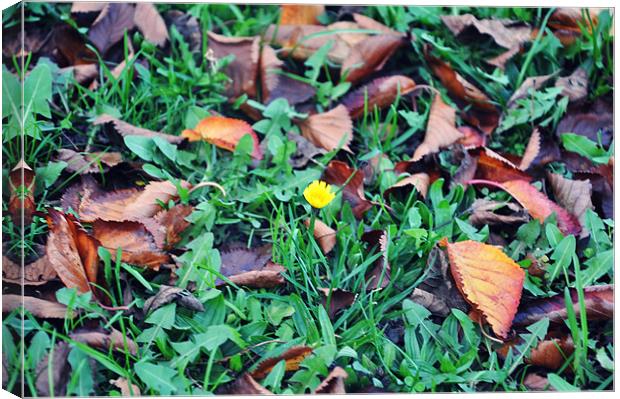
left=166, top=10, right=201, bottom=51
left=319, top=288, right=356, bottom=319
left=2, top=243, right=57, bottom=285
left=260, top=45, right=316, bottom=105
left=413, top=94, right=463, bottom=160
left=384, top=173, right=430, bottom=201
left=341, top=75, right=416, bottom=119
left=468, top=199, right=528, bottom=226
left=71, top=3, right=107, bottom=13
left=440, top=238, right=525, bottom=339
left=110, top=378, right=141, bottom=396
left=8, top=159, right=36, bottom=226
left=45, top=209, right=100, bottom=293
left=342, top=33, right=405, bottom=84
left=280, top=4, right=325, bottom=25
left=207, top=31, right=260, bottom=100
left=441, top=14, right=532, bottom=50
left=53, top=23, right=98, bottom=66
left=529, top=336, right=575, bottom=370
left=451, top=149, right=479, bottom=189
left=91, top=220, right=170, bottom=269
left=519, top=128, right=541, bottom=171
left=94, top=114, right=185, bottom=144
left=250, top=346, right=313, bottom=379
left=548, top=8, right=601, bottom=46
left=470, top=147, right=533, bottom=183
left=225, top=373, right=273, bottom=395
left=134, top=3, right=168, bottom=46
left=71, top=326, right=138, bottom=355
left=88, top=3, right=135, bottom=54
left=143, top=285, right=204, bottom=314
left=2, top=295, right=73, bottom=319
left=410, top=247, right=469, bottom=317
left=556, top=101, right=613, bottom=147
left=304, top=218, right=336, bottom=254
left=555, top=67, right=588, bottom=102
left=523, top=374, right=554, bottom=391
left=507, top=73, right=557, bottom=107
left=299, top=105, right=353, bottom=152
left=361, top=230, right=390, bottom=290
left=486, top=46, right=520, bottom=70
left=55, top=149, right=122, bottom=174
left=287, top=133, right=325, bottom=168
left=322, top=160, right=373, bottom=219
left=547, top=173, right=593, bottom=237
left=314, top=367, right=348, bottom=394
left=217, top=246, right=285, bottom=288
left=152, top=204, right=194, bottom=249
left=264, top=24, right=352, bottom=63
left=61, top=64, right=99, bottom=84
left=35, top=341, right=71, bottom=396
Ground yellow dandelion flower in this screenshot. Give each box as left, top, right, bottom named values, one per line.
left=303, top=180, right=335, bottom=209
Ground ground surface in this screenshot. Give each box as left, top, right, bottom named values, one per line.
left=1, top=3, right=615, bottom=395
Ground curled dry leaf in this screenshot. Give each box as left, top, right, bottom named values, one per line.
left=45, top=209, right=100, bottom=294
left=280, top=4, right=325, bottom=25
left=361, top=230, right=390, bottom=290
left=88, top=3, right=136, bottom=54
left=507, top=73, right=557, bottom=108
left=498, top=334, right=574, bottom=370
left=250, top=346, right=313, bottom=379
left=501, top=179, right=582, bottom=236
left=143, top=284, right=204, bottom=314
left=8, top=159, right=36, bottom=226
left=555, top=67, right=588, bottom=102
left=341, top=75, right=416, bottom=119
left=91, top=220, right=170, bottom=269
left=35, top=341, right=71, bottom=397
left=94, top=114, right=185, bottom=144
left=468, top=199, right=528, bottom=226
left=469, top=147, right=533, bottom=183
left=440, top=238, right=525, bottom=339
left=298, top=105, right=353, bottom=153
left=342, top=33, right=406, bottom=84
left=217, top=246, right=285, bottom=288
left=2, top=294, right=72, bottom=319
left=2, top=243, right=57, bottom=285
left=314, top=367, right=348, bottom=394
left=412, top=94, right=463, bottom=161
left=319, top=288, right=356, bottom=319
left=322, top=160, right=373, bottom=219
left=451, top=149, right=479, bottom=189
left=384, top=173, right=430, bottom=200
left=207, top=31, right=260, bottom=100
left=441, top=14, right=532, bottom=50
left=110, top=378, right=141, bottom=396
left=134, top=3, right=168, bottom=46
left=71, top=326, right=138, bottom=356
left=225, top=373, right=273, bottom=395
left=182, top=115, right=263, bottom=160
left=305, top=218, right=336, bottom=254
left=547, top=173, right=593, bottom=237
left=55, top=149, right=122, bottom=174
left=513, top=284, right=613, bottom=327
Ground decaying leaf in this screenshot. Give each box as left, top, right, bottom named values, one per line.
left=280, top=4, right=325, bottom=25
left=519, top=128, right=541, bottom=171
left=384, top=173, right=430, bottom=200
left=298, top=105, right=353, bottom=153
left=441, top=14, right=532, bottom=50
left=412, top=94, right=464, bottom=160
left=513, top=284, right=613, bottom=326
left=486, top=46, right=520, bottom=70
left=2, top=243, right=57, bottom=285
left=470, top=147, right=533, bottom=183
left=143, top=285, right=204, bottom=314
left=440, top=238, right=525, bottom=339
left=152, top=204, right=194, bottom=249
left=8, top=159, right=36, bottom=226
left=548, top=8, right=601, bottom=46
left=305, top=218, right=337, bottom=254
left=322, top=160, right=373, bottom=219
left=225, top=373, right=273, bottom=395
left=55, top=149, right=122, bottom=174
left=361, top=230, right=390, bottom=290
left=314, top=367, right=348, bottom=394
left=499, top=334, right=575, bottom=370
left=342, top=75, right=416, bottom=119
left=556, top=101, right=613, bottom=148
left=287, top=133, right=325, bottom=168
left=88, top=3, right=135, bottom=54
left=94, top=114, right=185, bottom=144
left=547, top=173, right=593, bottom=237
left=35, top=341, right=71, bottom=396
left=134, top=3, right=169, bottom=46
left=71, top=3, right=107, bottom=14
left=260, top=45, right=316, bottom=105
left=165, top=10, right=202, bottom=51
left=555, top=67, right=588, bottom=102
left=182, top=115, right=263, bottom=160
left=341, top=32, right=405, bottom=84
left=45, top=209, right=100, bottom=294
left=217, top=246, right=285, bottom=288
left=468, top=199, right=528, bottom=226
left=250, top=346, right=313, bottom=379
left=70, top=326, right=138, bottom=356
left=110, top=378, right=141, bottom=396
left=507, top=73, right=557, bottom=107
left=2, top=294, right=73, bottom=319
left=319, top=288, right=356, bottom=319
left=264, top=24, right=352, bottom=63
left=523, top=374, right=554, bottom=391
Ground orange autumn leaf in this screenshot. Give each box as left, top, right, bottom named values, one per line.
left=440, top=238, right=525, bottom=339
left=182, top=116, right=263, bottom=160
left=280, top=4, right=325, bottom=25
left=250, top=346, right=313, bottom=379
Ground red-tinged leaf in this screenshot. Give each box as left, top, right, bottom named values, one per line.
left=501, top=179, right=582, bottom=236
left=182, top=116, right=263, bottom=160
left=439, top=238, right=525, bottom=339
left=413, top=94, right=464, bottom=160
left=134, top=3, right=168, bottom=46
left=485, top=46, right=520, bottom=70
left=519, top=128, right=541, bottom=170
left=88, top=3, right=135, bottom=54
left=342, top=33, right=405, bottom=84
left=322, top=160, right=373, bottom=219
left=314, top=367, right=348, bottom=394
left=470, top=147, right=533, bottom=183
left=298, top=105, right=353, bottom=152
left=94, top=114, right=185, bottom=144
left=342, top=75, right=416, bottom=119
left=8, top=159, right=36, bottom=226
left=498, top=334, right=575, bottom=370
left=457, top=126, right=486, bottom=148
left=547, top=173, right=593, bottom=237
left=217, top=246, right=285, bottom=288
left=110, top=378, right=141, bottom=396
left=280, top=4, right=325, bottom=25
left=152, top=204, right=194, bottom=249
left=513, top=284, right=613, bottom=327
left=548, top=8, right=601, bottom=45
left=251, top=346, right=313, bottom=379
left=523, top=373, right=554, bottom=391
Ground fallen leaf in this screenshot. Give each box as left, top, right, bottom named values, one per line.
left=498, top=334, right=575, bottom=370
left=384, top=173, right=430, bottom=200
left=71, top=326, right=138, bottom=356
left=440, top=238, right=525, bottom=339
left=547, top=173, right=593, bottom=237
left=61, top=64, right=99, bottom=85
left=341, top=75, right=416, bottom=119
left=207, top=31, right=260, bottom=100
left=555, top=67, right=588, bottom=102
left=314, top=367, right=348, bottom=394
left=2, top=295, right=72, bottom=319
left=143, top=285, right=205, bottom=314
left=218, top=246, right=285, bottom=288
left=304, top=218, right=336, bottom=254
left=165, top=10, right=201, bottom=52
left=441, top=14, right=532, bottom=50
left=523, top=373, right=554, bottom=391
left=91, top=220, right=170, bottom=269
left=152, top=204, right=194, bottom=249
left=470, top=147, right=533, bottom=183
left=361, top=230, right=390, bottom=290
left=287, top=132, right=325, bottom=168
left=110, top=378, right=141, bottom=396
left=52, top=23, right=98, bottom=66
left=55, top=149, right=122, bottom=174
left=468, top=199, right=528, bottom=226
left=134, top=3, right=168, bottom=46
left=2, top=243, right=57, bottom=285
left=457, top=126, right=487, bottom=148
left=412, top=94, right=464, bottom=160
left=45, top=209, right=100, bottom=294
left=451, top=148, right=479, bottom=189
left=519, top=128, right=541, bottom=171
left=8, top=159, right=36, bottom=226
left=264, top=24, right=352, bottom=63
left=71, top=3, right=107, bottom=13
left=574, top=171, right=612, bottom=220
left=322, top=160, right=373, bottom=219
left=548, top=8, right=601, bottom=46
left=513, top=284, right=613, bottom=326
left=319, top=288, right=356, bottom=319
left=508, top=73, right=557, bottom=107
left=556, top=101, right=613, bottom=148
left=88, top=3, right=135, bottom=54
left=342, top=33, right=405, bottom=84
left=299, top=105, right=353, bottom=153
left=250, top=346, right=313, bottom=379
left=259, top=45, right=316, bottom=105
left=94, top=114, right=185, bottom=144
left=35, top=341, right=71, bottom=396
left=501, top=179, right=582, bottom=236
left=225, top=373, right=273, bottom=395
left=485, top=46, right=520, bottom=70
left=280, top=4, right=325, bottom=25
left=182, top=115, right=263, bottom=160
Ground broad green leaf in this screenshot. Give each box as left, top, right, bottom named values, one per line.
left=135, top=361, right=177, bottom=395
left=125, top=135, right=155, bottom=161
